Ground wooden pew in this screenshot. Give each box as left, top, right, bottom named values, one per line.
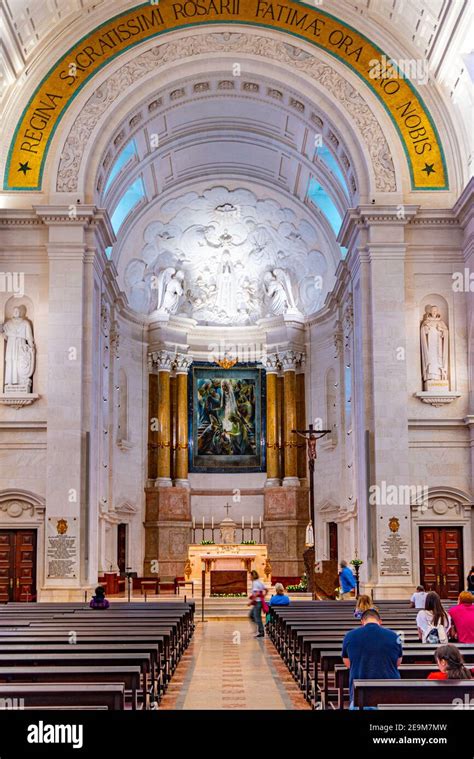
left=0, top=666, right=142, bottom=709
left=0, top=683, right=124, bottom=710
left=0, top=653, right=152, bottom=707
left=353, top=679, right=474, bottom=708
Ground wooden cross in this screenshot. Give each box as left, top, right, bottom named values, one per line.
left=224, top=502, right=232, bottom=517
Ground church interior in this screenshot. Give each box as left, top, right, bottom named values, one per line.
left=0, top=0, right=473, bottom=731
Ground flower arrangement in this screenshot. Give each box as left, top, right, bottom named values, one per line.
left=350, top=558, right=363, bottom=568
left=211, top=593, right=247, bottom=597
left=287, top=573, right=308, bottom=592
left=241, top=540, right=256, bottom=545
left=200, top=539, right=215, bottom=545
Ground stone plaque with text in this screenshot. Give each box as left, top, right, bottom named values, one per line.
left=47, top=517, right=78, bottom=579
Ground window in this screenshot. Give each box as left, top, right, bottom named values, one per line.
left=110, top=177, right=145, bottom=234
left=307, top=177, right=343, bottom=236
left=104, top=140, right=137, bottom=194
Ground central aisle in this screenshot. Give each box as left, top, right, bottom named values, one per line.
left=161, top=619, right=310, bottom=710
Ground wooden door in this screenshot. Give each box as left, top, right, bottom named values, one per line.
left=328, top=522, right=338, bottom=561
left=0, top=530, right=37, bottom=602
left=419, top=526, right=463, bottom=599
left=117, top=523, right=127, bottom=575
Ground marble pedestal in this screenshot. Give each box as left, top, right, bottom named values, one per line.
left=144, top=486, right=191, bottom=578
left=264, top=485, right=309, bottom=576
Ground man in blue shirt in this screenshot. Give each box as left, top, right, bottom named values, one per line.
left=339, top=560, right=356, bottom=599
left=342, top=608, right=403, bottom=708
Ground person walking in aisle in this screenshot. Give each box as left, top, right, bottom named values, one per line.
left=248, top=570, right=267, bottom=638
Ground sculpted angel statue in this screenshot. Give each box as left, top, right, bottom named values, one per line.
left=264, top=268, right=298, bottom=315
left=420, top=305, right=449, bottom=387
left=154, top=268, right=184, bottom=314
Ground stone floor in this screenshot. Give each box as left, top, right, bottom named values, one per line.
left=160, top=619, right=311, bottom=710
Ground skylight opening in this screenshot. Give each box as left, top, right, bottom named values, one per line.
left=307, top=177, right=343, bottom=237
left=110, top=176, right=145, bottom=234
left=104, top=139, right=138, bottom=195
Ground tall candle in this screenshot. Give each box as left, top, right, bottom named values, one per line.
left=242, top=516, right=244, bottom=529
left=250, top=515, right=253, bottom=528
left=192, top=516, right=195, bottom=529
left=259, top=516, right=262, bottom=529
left=211, top=515, right=214, bottom=528
left=202, top=516, right=205, bottom=529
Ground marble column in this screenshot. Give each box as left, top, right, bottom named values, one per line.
left=155, top=350, right=173, bottom=487
left=282, top=350, right=301, bottom=487
left=144, top=349, right=191, bottom=578
left=174, top=354, right=192, bottom=487
left=35, top=206, right=112, bottom=599
left=263, top=353, right=280, bottom=487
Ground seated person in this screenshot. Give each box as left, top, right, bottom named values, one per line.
left=409, top=585, right=427, bottom=609
left=354, top=594, right=377, bottom=620
left=416, top=591, right=451, bottom=643
left=342, top=609, right=402, bottom=709
left=449, top=592, right=474, bottom=644
left=89, top=585, right=110, bottom=609
left=427, top=644, right=472, bottom=680
left=269, top=583, right=290, bottom=606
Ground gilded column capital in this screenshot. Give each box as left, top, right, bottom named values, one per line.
left=261, top=353, right=280, bottom=374
left=175, top=353, right=193, bottom=375
left=280, top=349, right=305, bottom=372
left=148, top=350, right=174, bottom=373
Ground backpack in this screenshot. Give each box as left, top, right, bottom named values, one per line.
left=425, top=623, right=448, bottom=644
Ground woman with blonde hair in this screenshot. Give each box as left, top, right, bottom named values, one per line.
left=354, top=595, right=377, bottom=620
left=269, top=583, right=290, bottom=607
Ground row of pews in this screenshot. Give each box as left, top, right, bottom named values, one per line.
left=0, top=601, right=194, bottom=709
left=267, top=599, right=474, bottom=709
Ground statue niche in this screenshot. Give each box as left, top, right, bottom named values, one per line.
left=420, top=304, right=449, bottom=391
left=0, top=305, right=35, bottom=394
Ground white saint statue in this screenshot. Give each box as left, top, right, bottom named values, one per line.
left=155, top=268, right=184, bottom=314
left=264, top=268, right=298, bottom=315
left=0, top=306, right=35, bottom=392
left=420, top=305, right=449, bottom=389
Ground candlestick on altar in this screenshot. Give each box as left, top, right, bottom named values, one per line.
left=211, top=515, right=214, bottom=528
left=259, top=516, right=262, bottom=529
left=202, top=516, right=205, bottom=529
left=192, top=516, right=195, bottom=529
left=242, top=516, right=244, bottom=528
left=250, top=516, right=253, bottom=528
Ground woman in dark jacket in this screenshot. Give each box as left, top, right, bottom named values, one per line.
left=467, top=567, right=474, bottom=594
left=89, top=585, right=110, bottom=609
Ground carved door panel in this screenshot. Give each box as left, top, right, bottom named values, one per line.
left=440, top=528, right=463, bottom=599
left=0, top=530, right=37, bottom=602
left=419, top=526, right=463, bottom=598
left=0, top=532, right=14, bottom=603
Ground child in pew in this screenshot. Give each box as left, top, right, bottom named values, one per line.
left=353, top=595, right=378, bottom=620
left=409, top=585, right=427, bottom=609
left=427, top=644, right=473, bottom=680
left=89, top=585, right=110, bottom=610
left=416, top=591, right=451, bottom=644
